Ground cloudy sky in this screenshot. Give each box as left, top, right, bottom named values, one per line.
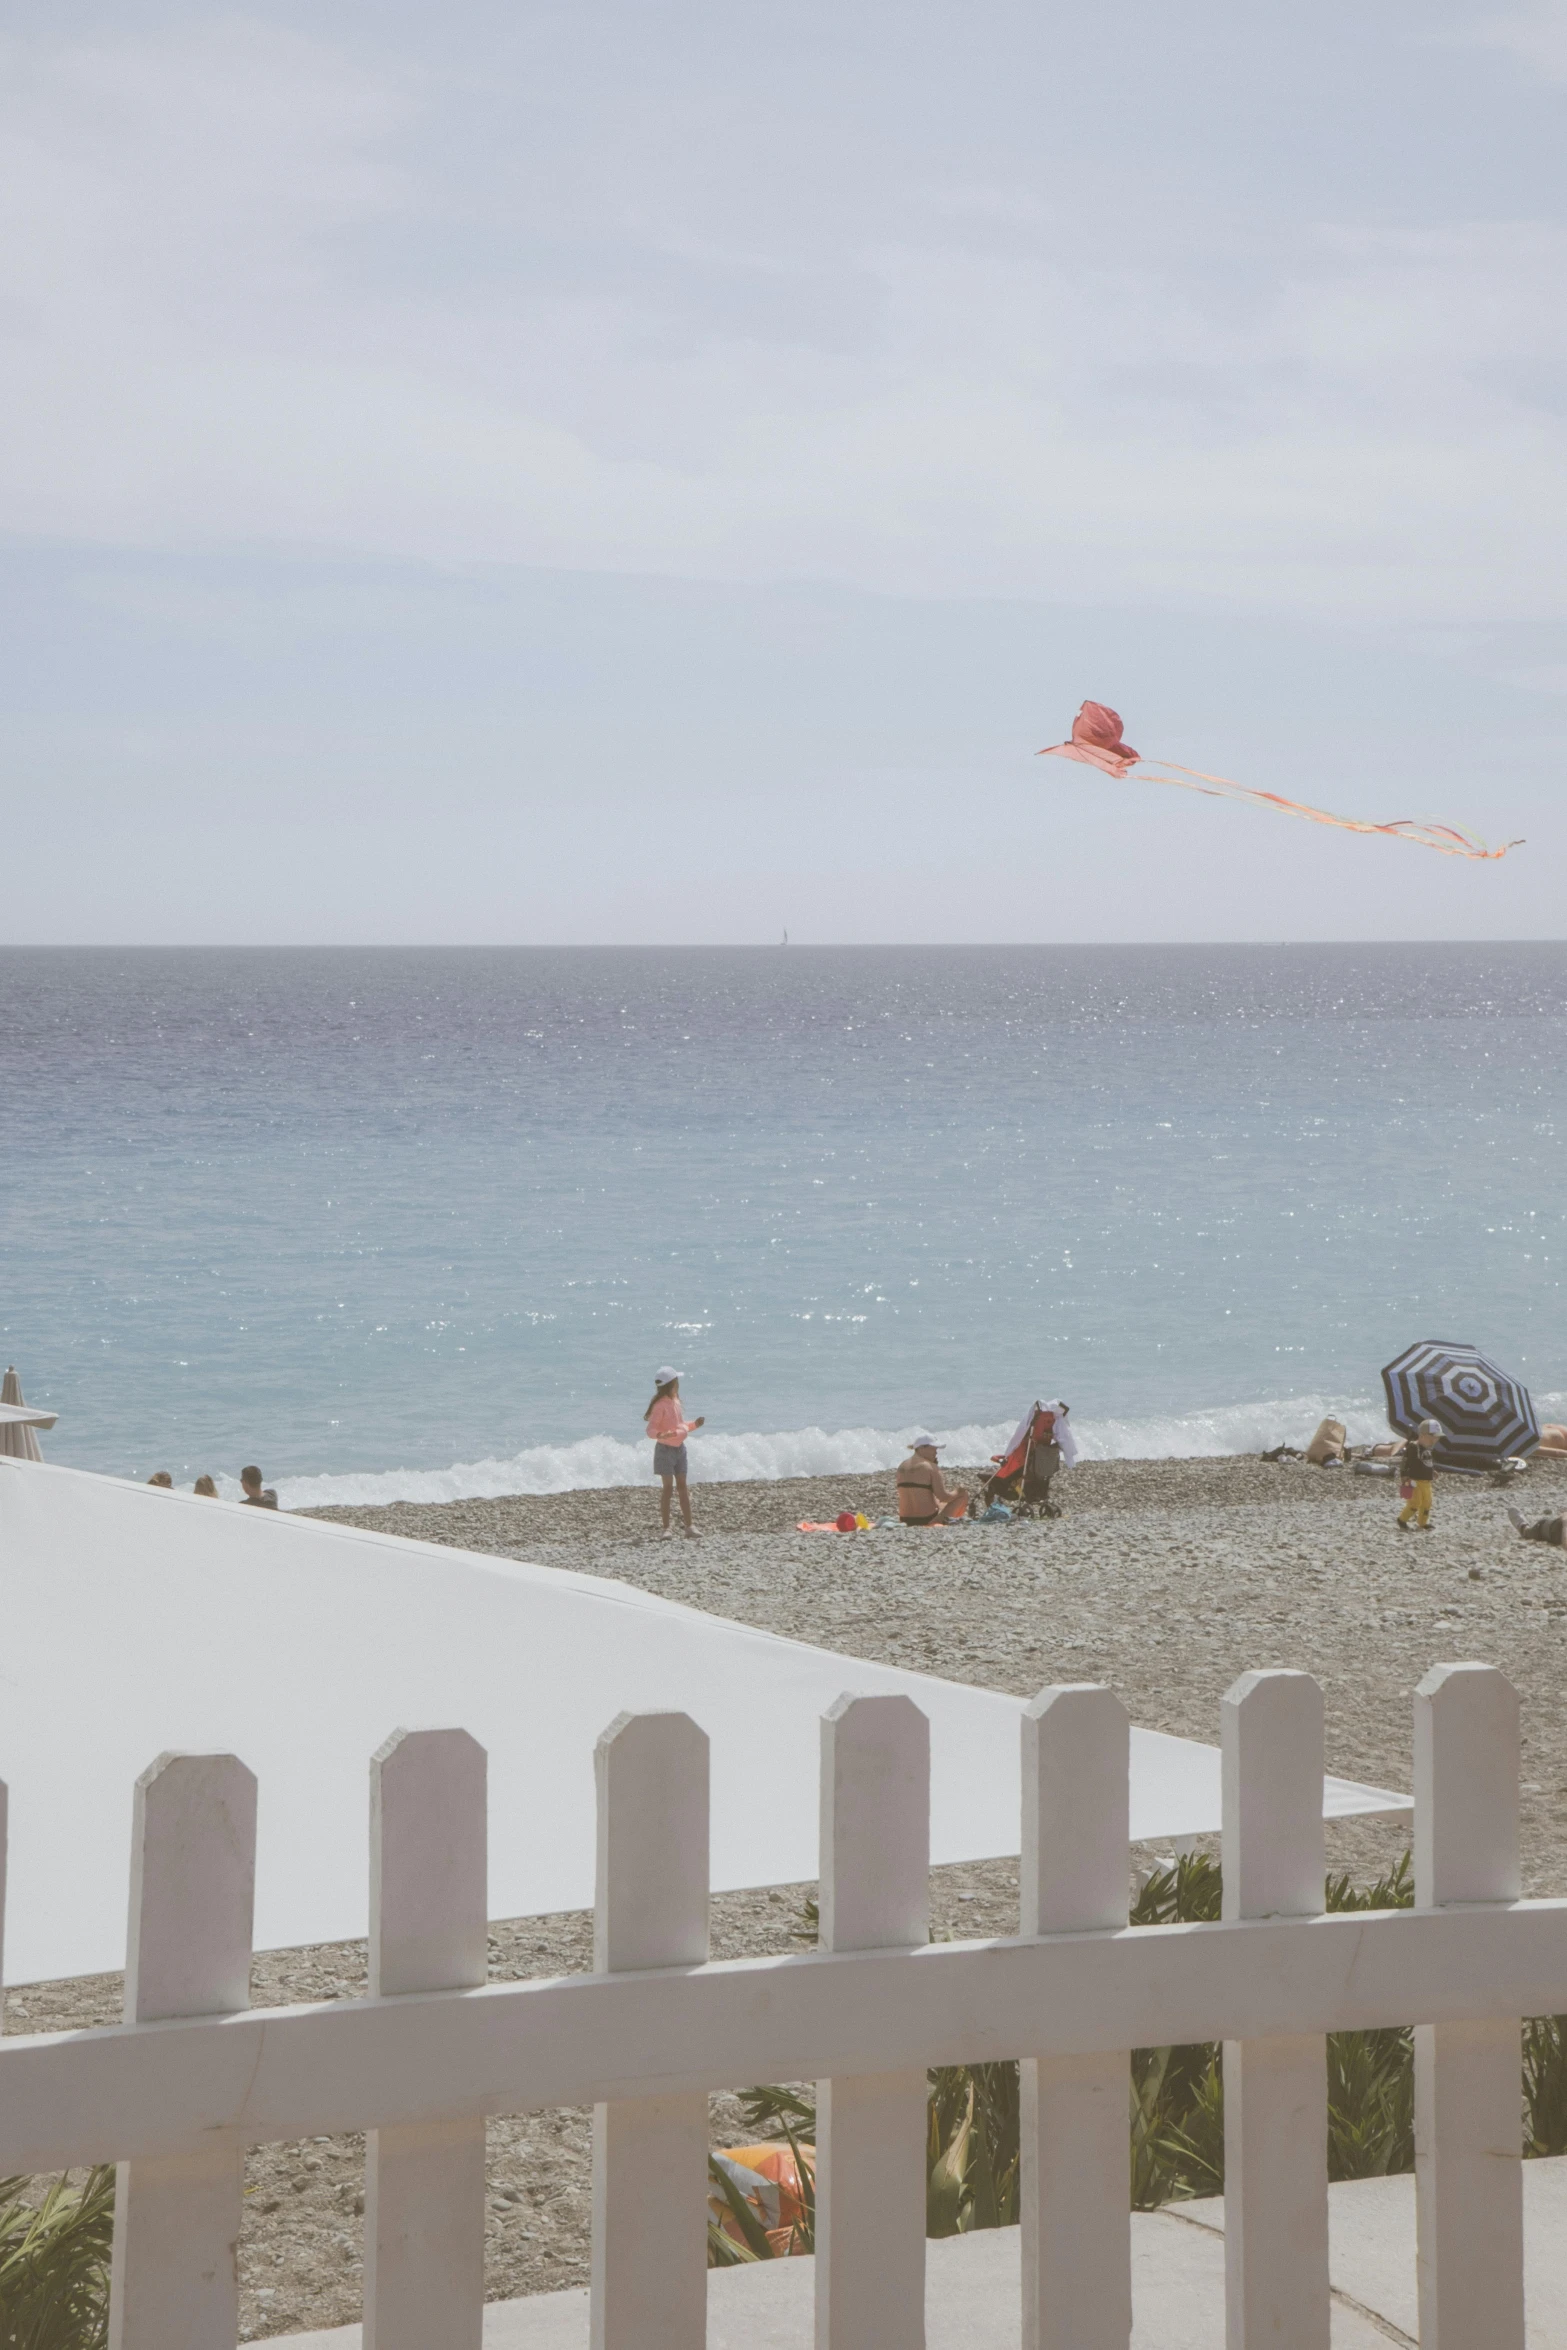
left=4, top=0, right=1565, bottom=941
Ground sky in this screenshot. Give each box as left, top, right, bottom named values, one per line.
left=2, top=0, right=1565, bottom=943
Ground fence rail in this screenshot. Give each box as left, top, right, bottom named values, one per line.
left=0, top=1663, right=1548, bottom=2349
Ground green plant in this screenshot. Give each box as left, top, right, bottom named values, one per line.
left=1130, top=1851, right=1222, bottom=1927
left=0, top=2168, right=114, bottom=2350
left=1523, top=2016, right=1567, bottom=2156
left=742, top=1851, right=1567, bottom=2231
left=925, top=2062, right=1019, bottom=2234
left=1131, top=2040, right=1224, bottom=2207
left=1127, top=1853, right=1225, bottom=2207
left=736, top=2084, right=816, bottom=2139
left=1129, top=1847, right=1420, bottom=2206
left=1325, top=1851, right=1413, bottom=1915
left=1326, top=2022, right=1414, bottom=2180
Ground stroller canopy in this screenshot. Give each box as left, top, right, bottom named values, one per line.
left=991, top=1401, right=1078, bottom=1483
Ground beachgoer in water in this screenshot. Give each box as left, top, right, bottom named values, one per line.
left=645, top=1368, right=705, bottom=1538
left=1508, top=1506, right=1566, bottom=1547
left=896, top=1435, right=970, bottom=1526
left=193, top=1475, right=218, bottom=1497
left=1395, top=1420, right=1442, bottom=1533
left=240, top=1465, right=279, bottom=1509
left=147, top=1471, right=173, bottom=1489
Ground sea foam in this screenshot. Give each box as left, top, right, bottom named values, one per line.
left=274, top=1389, right=1546, bottom=1511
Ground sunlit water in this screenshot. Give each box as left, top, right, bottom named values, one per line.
left=4, top=945, right=1562, bottom=1500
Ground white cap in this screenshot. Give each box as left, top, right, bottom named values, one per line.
left=1417, top=1418, right=1442, bottom=1442
left=654, top=1366, right=681, bottom=1386
left=910, top=1432, right=939, bottom=1451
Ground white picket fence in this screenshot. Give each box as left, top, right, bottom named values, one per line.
left=0, top=1662, right=1560, bottom=2350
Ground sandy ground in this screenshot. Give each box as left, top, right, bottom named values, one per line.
left=10, top=1449, right=1566, bottom=2339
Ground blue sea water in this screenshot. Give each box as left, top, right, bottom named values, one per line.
left=3, top=945, right=1563, bottom=1504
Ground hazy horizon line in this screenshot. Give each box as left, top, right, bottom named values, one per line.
left=2, top=937, right=1563, bottom=955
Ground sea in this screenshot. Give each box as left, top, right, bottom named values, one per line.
left=3, top=945, right=1563, bottom=1506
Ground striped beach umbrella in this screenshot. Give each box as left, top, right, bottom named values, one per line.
left=1380, top=1340, right=1538, bottom=1471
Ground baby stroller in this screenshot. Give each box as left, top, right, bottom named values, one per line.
left=983, top=1402, right=1072, bottom=1518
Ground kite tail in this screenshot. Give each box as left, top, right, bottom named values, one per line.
left=1138, top=761, right=1524, bottom=861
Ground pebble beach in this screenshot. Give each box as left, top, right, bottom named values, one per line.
left=11, top=1447, right=1567, bottom=2339
left=309, top=1448, right=1567, bottom=1892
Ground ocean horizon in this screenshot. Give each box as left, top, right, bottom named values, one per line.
left=5, top=942, right=1563, bottom=1501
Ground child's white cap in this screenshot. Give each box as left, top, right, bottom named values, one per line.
left=1417, top=1418, right=1442, bottom=1442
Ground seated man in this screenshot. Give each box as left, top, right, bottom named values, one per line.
left=896, top=1435, right=970, bottom=1526
left=1508, top=1505, right=1566, bottom=1547
left=240, top=1464, right=280, bottom=1510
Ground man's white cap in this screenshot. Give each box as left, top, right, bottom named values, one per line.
left=911, top=1432, right=939, bottom=1451
left=655, top=1366, right=681, bottom=1386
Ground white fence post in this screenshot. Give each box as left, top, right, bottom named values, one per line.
left=816, top=1691, right=930, bottom=2350
left=364, top=1728, right=488, bottom=2350
left=1020, top=1685, right=1131, bottom=2350
left=1414, top=1662, right=1524, bottom=2350
left=108, top=1752, right=256, bottom=2350
left=1221, top=1670, right=1329, bottom=2350
left=591, top=1711, right=710, bottom=2350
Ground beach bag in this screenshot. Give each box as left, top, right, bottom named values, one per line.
left=709, top=2143, right=814, bottom=2257
left=1399, top=1480, right=1414, bottom=1501
left=1306, top=1418, right=1347, bottom=1465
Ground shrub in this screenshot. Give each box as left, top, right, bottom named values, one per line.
left=735, top=1848, right=1470, bottom=2238
left=1131, top=1848, right=1418, bottom=2204
left=0, top=2168, right=115, bottom=2350
left=1523, top=2016, right=1567, bottom=2156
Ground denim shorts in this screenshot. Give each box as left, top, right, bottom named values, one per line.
left=653, top=1441, right=689, bottom=1478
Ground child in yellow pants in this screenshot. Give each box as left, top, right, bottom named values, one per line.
left=1399, top=1478, right=1433, bottom=1529
left=1396, top=1420, right=1441, bottom=1531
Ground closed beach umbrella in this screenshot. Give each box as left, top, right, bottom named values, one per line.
left=1380, top=1339, right=1538, bottom=1471
left=0, top=1366, right=57, bottom=1461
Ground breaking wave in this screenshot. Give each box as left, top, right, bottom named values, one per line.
left=274, top=1388, right=1560, bottom=1510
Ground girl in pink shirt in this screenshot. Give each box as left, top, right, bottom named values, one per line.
left=644, top=1367, right=705, bottom=1538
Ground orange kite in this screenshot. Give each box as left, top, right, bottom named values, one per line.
left=1038, top=703, right=1522, bottom=860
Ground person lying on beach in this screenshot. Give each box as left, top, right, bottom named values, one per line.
left=240, top=1465, right=279, bottom=1509
left=1508, top=1506, right=1566, bottom=1547
left=644, top=1367, right=705, bottom=1539
left=1395, top=1421, right=1441, bottom=1533
left=896, top=1436, right=970, bottom=1526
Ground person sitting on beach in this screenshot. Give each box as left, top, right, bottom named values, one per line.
left=896, top=1436, right=970, bottom=1526
left=1395, top=1420, right=1441, bottom=1533
left=645, top=1368, right=705, bottom=1539
left=193, top=1475, right=218, bottom=1497
left=1508, top=1505, right=1566, bottom=1548
left=240, top=1464, right=279, bottom=1509
left=147, top=1471, right=173, bottom=1489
